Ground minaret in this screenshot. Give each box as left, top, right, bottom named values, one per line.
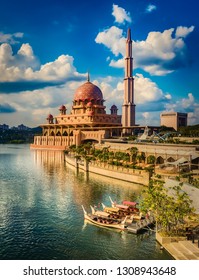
left=122, top=28, right=136, bottom=133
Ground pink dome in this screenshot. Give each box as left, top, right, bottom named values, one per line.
left=74, top=81, right=103, bottom=101
left=87, top=102, right=93, bottom=107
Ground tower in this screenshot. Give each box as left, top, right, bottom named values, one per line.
left=122, top=28, right=136, bottom=133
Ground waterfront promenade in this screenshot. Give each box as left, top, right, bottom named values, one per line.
left=156, top=233, right=199, bottom=260
left=65, top=154, right=199, bottom=260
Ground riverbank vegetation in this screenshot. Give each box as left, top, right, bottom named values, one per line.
left=66, top=143, right=155, bottom=174
left=0, top=127, right=42, bottom=144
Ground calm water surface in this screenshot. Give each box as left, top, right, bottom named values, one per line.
left=0, top=144, right=172, bottom=260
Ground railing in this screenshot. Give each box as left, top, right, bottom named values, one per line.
left=186, top=227, right=199, bottom=248
left=90, top=161, right=146, bottom=176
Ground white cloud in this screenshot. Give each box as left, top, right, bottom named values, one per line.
left=95, top=25, right=195, bottom=76
left=112, top=4, right=132, bottom=24
left=175, top=26, right=195, bottom=38
left=146, top=4, right=157, bottom=13
left=134, top=74, right=171, bottom=104
left=0, top=31, right=24, bottom=44
left=0, top=80, right=78, bottom=126
left=0, top=42, right=84, bottom=85
left=95, top=26, right=125, bottom=57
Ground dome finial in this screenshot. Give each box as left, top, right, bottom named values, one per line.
left=87, top=71, right=90, bottom=82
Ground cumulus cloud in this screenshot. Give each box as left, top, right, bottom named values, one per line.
left=112, top=4, right=132, bottom=24
left=0, top=31, right=24, bottom=44
left=146, top=4, right=157, bottom=13
left=95, top=26, right=125, bottom=56
left=95, top=26, right=195, bottom=76
left=0, top=43, right=85, bottom=92
left=0, top=80, right=78, bottom=125
left=175, top=26, right=195, bottom=38
left=134, top=73, right=171, bottom=104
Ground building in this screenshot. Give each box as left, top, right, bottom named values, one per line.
left=31, top=29, right=136, bottom=150
left=31, top=74, right=122, bottom=149
left=160, top=112, right=188, bottom=131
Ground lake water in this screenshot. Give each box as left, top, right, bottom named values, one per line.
left=0, top=144, right=172, bottom=260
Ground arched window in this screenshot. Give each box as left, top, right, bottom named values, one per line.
left=156, top=156, right=164, bottom=164
left=167, top=157, right=175, bottom=162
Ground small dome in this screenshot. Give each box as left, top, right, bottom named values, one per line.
left=111, top=104, right=117, bottom=109
left=47, top=114, right=53, bottom=119
left=74, top=81, right=103, bottom=101
left=59, top=105, right=66, bottom=110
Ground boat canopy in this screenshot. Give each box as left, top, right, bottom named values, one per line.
left=104, top=207, right=119, bottom=213
left=95, top=211, right=110, bottom=217
left=123, top=201, right=137, bottom=207
left=115, top=204, right=129, bottom=210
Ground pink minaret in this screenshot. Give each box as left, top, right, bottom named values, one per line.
left=122, top=28, right=136, bottom=132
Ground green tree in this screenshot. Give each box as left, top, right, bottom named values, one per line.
left=140, top=180, right=194, bottom=236
left=127, top=147, right=138, bottom=164
left=147, top=155, right=156, bottom=164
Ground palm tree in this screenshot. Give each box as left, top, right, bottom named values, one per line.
left=127, top=147, right=138, bottom=164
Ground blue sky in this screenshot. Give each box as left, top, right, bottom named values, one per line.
left=0, top=0, right=198, bottom=127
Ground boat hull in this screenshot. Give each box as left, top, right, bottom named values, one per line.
left=84, top=214, right=126, bottom=230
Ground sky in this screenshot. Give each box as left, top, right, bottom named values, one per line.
left=0, top=0, right=198, bottom=127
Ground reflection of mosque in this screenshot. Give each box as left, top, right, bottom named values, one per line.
left=31, top=29, right=136, bottom=150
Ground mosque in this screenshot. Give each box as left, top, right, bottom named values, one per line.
left=31, top=29, right=136, bottom=150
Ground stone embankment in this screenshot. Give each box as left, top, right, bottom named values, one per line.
left=65, top=154, right=149, bottom=185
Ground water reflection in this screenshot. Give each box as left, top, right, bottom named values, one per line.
left=0, top=146, right=172, bottom=260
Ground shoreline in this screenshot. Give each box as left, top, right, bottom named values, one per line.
left=64, top=154, right=149, bottom=186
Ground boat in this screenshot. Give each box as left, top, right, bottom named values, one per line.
left=109, top=196, right=143, bottom=219
left=122, top=200, right=140, bottom=212
left=81, top=205, right=128, bottom=230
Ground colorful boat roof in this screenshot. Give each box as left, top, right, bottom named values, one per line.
left=123, top=201, right=137, bottom=207
left=104, top=207, right=119, bottom=213
left=115, top=204, right=129, bottom=210
left=95, top=211, right=110, bottom=217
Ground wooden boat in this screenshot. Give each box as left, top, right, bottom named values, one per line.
left=82, top=205, right=128, bottom=230
left=109, top=196, right=143, bottom=219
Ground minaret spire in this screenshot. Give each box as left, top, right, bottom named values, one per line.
left=122, top=28, right=136, bottom=134
left=87, top=71, right=90, bottom=82
left=127, top=28, right=131, bottom=41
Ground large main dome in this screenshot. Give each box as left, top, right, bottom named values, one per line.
left=74, top=81, right=103, bottom=101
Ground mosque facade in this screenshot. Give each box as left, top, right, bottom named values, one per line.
left=31, top=29, right=135, bottom=150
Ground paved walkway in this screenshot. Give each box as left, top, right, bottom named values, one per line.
left=164, top=178, right=199, bottom=214
left=163, top=239, right=199, bottom=260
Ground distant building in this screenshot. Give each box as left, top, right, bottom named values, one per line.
left=0, top=124, right=9, bottom=130
left=160, top=112, right=188, bottom=131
